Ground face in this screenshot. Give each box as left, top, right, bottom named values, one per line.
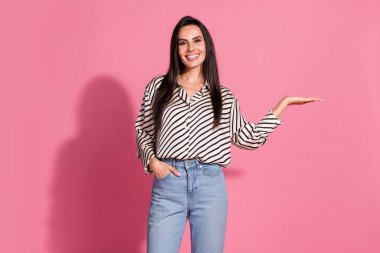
left=177, top=25, right=206, bottom=71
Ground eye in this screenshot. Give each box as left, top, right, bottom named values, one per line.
left=195, top=39, right=202, bottom=43
left=179, top=41, right=187, bottom=46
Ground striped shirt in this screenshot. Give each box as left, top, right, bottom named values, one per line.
left=135, top=75, right=283, bottom=175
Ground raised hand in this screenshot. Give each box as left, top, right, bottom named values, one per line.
left=271, top=95, right=324, bottom=119
left=285, top=95, right=324, bottom=105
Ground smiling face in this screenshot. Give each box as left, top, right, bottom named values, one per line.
left=177, top=24, right=206, bottom=71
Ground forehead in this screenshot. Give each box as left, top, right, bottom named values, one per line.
left=178, top=25, right=203, bottom=39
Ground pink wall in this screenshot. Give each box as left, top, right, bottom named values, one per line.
left=1, top=0, right=379, bottom=252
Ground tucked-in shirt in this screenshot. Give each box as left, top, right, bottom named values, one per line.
left=135, top=75, right=283, bottom=175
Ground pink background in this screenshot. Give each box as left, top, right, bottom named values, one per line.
left=1, top=0, right=379, bottom=252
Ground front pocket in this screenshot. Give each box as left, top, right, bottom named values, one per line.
left=155, top=171, right=172, bottom=181
left=200, top=163, right=223, bottom=176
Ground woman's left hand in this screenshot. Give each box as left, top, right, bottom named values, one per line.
left=271, top=95, right=324, bottom=119
left=285, top=95, right=324, bottom=105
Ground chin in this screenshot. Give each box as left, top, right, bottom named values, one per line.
left=183, top=60, right=204, bottom=69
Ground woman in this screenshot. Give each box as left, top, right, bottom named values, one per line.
left=135, top=15, right=323, bottom=253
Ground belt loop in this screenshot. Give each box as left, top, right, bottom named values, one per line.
left=197, top=159, right=202, bottom=168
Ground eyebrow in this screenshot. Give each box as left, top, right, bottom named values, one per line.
left=178, top=36, right=203, bottom=41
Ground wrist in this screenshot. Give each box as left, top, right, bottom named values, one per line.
left=281, top=96, right=290, bottom=107
left=272, top=97, right=288, bottom=119
left=149, top=156, right=160, bottom=168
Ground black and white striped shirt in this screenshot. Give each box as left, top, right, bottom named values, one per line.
left=135, top=75, right=283, bottom=175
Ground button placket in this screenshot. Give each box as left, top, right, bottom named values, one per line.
left=185, top=103, right=191, bottom=129
left=182, top=103, right=190, bottom=152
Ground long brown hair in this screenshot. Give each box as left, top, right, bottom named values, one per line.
left=153, top=16, right=222, bottom=139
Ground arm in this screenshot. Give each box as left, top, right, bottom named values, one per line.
left=135, top=76, right=161, bottom=175
left=230, top=95, right=283, bottom=149
left=271, top=97, right=288, bottom=119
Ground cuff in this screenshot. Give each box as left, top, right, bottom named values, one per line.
left=137, top=146, right=155, bottom=175
left=267, top=110, right=283, bottom=125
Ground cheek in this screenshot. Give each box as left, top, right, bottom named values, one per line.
left=201, top=47, right=206, bottom=57
left=178, top=46, right=187, bottom=53
left=200, top=44, right=206, bottom=54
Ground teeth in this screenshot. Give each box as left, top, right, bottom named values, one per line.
left=186, top=54, right=199, bottom=59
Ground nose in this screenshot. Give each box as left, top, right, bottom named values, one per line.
left=188, top=42, right=195, bottom=51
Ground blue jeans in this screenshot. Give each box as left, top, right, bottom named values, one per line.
left=147, top=158, right=229, bottom=253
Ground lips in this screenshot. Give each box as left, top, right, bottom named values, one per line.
left=185, top=53, right=200, bottom=61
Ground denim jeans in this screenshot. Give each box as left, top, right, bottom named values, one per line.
left=147, top=158, right=229, bottom=253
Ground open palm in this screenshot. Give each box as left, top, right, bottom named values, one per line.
left=285, top=95, right=324, bottom=105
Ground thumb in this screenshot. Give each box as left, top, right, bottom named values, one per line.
left=170, top=166, right=181, bottom=176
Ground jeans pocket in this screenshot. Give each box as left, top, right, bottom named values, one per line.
left=154, top=159, right=173, bottom=181
left=200, top=163, right=223, bottom=176
left=155, top=170, right=172, bottom=181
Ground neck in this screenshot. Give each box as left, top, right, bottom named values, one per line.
left=180, top=65, right=203, bottom=83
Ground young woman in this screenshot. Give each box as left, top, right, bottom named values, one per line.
left=135, top=15, right=323, bottom=253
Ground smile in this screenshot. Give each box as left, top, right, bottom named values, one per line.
left=185, top=54, right=200, bottom=61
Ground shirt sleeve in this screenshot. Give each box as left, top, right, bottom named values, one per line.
left=135, top=77, right=160, bottom=175
left=229, top=95, right=283, bottom=150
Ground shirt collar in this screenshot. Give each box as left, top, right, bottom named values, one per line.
left=176, top=75, right=210, bottom=94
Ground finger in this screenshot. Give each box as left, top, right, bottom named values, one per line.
left=170, top=166, right=181, bottom=176
left=311, top=97, right=324, bottom=101
left=304, top=97, right=323, bottom=103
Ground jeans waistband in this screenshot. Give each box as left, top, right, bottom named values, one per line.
left=160, top=158, right=200, bottom=169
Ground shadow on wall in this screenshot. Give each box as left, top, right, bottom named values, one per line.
left=47, top=75, right=151, bottom=253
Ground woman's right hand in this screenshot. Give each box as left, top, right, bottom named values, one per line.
left=149, top=156, right=181, bottom=179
